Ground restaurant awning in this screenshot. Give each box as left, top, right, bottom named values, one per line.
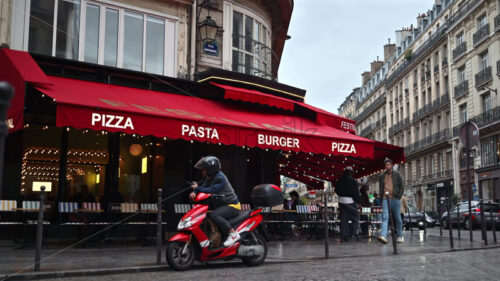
left=0, top=48, right=51, bottom=132
left=34, top=75, right=377, bottom=159
left=210, top=82, right=357, bottom=134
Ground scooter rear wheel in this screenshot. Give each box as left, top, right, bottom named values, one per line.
left=166, top=241, right=195, bottom=271
left=241, top=233, right=267, bottom=266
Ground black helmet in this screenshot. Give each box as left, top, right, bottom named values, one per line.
left=194, top=156, right=221, bottom=176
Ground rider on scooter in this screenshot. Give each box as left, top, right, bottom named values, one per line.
left=190, top=156, right=241, bottom=247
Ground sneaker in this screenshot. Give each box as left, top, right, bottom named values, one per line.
left=223, top=232, right=240, bottom=247
left=397, top=237, right=403, bottom=244
left=376, top=236, right=388, bottom=244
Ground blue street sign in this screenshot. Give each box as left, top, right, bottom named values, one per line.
left=203, top=41, right=219, bottom=56
left=285, top=184, right=298, bottom=188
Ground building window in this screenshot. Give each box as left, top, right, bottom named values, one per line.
left=27, top=0, right=176, bottom=76
left=438, top=153, right=444, bottom=173
left=477, top=13, right=487, bottom=28
left=458, top=65, right=466, bottom=83
left=480, top=135, right=499, bottom=167
left=232, top=9, right=272, bottom=78
left=456, top=31, right=464, bottom=45
left=459, top=104, right=468, bottom=123
left=479, top=51, right=489, bottom=71
left=482, top=93, right=492, bottom=113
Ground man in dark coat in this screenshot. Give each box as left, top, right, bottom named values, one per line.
left=335, top=166, right=360, bottom=242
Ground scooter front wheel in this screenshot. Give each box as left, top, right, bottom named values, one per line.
left=166, top=241, right=195, bottom=271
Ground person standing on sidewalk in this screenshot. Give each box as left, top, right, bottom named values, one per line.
left=376, top=158, right=404, bottom=244
left=400, top=195, right=409, bottom=230
left=335, top=166, right=360, bottom=242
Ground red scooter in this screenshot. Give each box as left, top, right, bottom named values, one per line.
left=166, top=192, right=268, bottom=270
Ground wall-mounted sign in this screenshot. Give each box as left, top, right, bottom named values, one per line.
left=203, top=41, right=219, bottom=56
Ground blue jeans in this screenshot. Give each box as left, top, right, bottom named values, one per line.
left=381, top=199, right=402, bottom=238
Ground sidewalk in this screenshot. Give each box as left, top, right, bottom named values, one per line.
left=0, top=230, right=498, bottom=280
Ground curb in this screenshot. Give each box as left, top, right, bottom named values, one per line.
left=0, top=259, right=302, bottom=281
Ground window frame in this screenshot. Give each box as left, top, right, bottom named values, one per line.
left=24, top=0, right=178, bottom=77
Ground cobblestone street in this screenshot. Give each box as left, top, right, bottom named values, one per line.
left=40, top=247, right=500, bottom=281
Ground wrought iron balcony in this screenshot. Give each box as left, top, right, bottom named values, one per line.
left=454, top=80, right=468, bottom=99
left=469, top=105, right=500, bottom=129
left=405, top=129, right=451, bottom=156
left=473, top=24, right=489, bottom=46
left=495, top=14, right=500, bottom=32
left=452, top=42, right=467, bottom=62
left=441, top=91, right=450, bottom=105
left=475, top=66, right=492, bottom=88
left=354, top=95, right=386, bottom=123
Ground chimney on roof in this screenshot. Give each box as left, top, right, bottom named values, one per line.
left=362, top=71, right=371, bottom=86
left=371, top=60, right=384, bottom=76
left=384, top=38, right=396, bottom=63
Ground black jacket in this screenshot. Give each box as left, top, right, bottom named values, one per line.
left=334, top=174, right=360, bottom=204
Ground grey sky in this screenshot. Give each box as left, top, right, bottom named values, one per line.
left=278, top=0, right=435, bottom=114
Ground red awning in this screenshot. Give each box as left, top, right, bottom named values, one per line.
left=0, top=48, right=51, bottom=132
left=210, top=82, right=357, bottom=134
left=34, top=75, right=378, bottom=159
left=212, top=82, right=295, bottom=111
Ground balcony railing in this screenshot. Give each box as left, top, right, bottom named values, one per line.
left=405, top=129, right=451, bottom=155
left=232, top=35, right=274, bottom=80
left=354, top=95, right=386, bottom=122
left=454, top=80, right=468, bottom=99
left=359, top=123, right=376, bottom=137
left=452, top=42, right=467, bottom=61
left=411, top=92, right=450, bottom=123
left=475, top=66, right=492, bottom=88
left=381, top=115, right=387, bottom=125
left=470, top=105, right=500, bottom=129
left=422, top=170, right=453, bottom=182
left=473, top=24, right=489, bottom=46
left=441, top=91, right=450, bottom=105
left=495, top=14, right=500, bottom=32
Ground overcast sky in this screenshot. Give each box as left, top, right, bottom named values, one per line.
left=278, top=0, right=435, bottom=114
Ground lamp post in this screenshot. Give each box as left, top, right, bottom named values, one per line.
left=0, top=82, right=14, bottom=199
left=199, top=15, right=218, bottom=43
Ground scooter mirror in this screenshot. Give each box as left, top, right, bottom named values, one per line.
left=195, top=192, right=212, bottom=202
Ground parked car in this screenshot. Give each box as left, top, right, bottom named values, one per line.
left=441, top=201, right=500, bottom=230
left=403, top=205, right=436, bottom=229
left=462, top=202, right=500, bottom=230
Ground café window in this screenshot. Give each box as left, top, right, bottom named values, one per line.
left=27, top=0, right=177, bottom=76
left=481, top=135, right=499, bottom=168
left=232, top=9, right=272, bottom=79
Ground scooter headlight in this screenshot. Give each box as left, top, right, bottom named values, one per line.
left=177, top=217, right=193, bottom=230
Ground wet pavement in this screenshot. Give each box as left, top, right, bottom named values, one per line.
left=0, top=228, right=498, bottom=279
left=37, top=247, right=500, bottom=281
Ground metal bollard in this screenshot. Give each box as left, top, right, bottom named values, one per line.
left=457, top=204, right=460, bottom=239
left=323, top=191, right=329, bottom=259
left=423, top=205, right=427, bottom=238
left=446, top=198, right=454, bottom=249
left=156, top=188, right=163, bottom=265
left=34, top=186, right=46, bottom=271
left=408, top=207, right=413, bottom=235
left=386, top=194, right=397, bottom=255
left=490, top=201, right=497, bottom=244
left=479, top=199, right=487, bottom=246
left=439, top=209, right=443, bottom=237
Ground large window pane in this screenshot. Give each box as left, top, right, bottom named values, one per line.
left=145, top=16, right=165, bottom=75
left=244, top=16, right=253, bottom=52
left=84, top=4, right=99, bottom=63
left=104, top=8, right=118, bottom=67
left=28, top=0, right=55, bottom=56
left=232, top=12, right=243, bottom=48
left=123, top=11, right=144, bottom=71
left=56, top=0, right=81, bottom=59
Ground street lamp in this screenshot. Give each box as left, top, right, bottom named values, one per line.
left=199, top=15, right=218, bottom=43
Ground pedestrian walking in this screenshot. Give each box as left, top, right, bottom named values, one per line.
left=376, top=158, right=404, bottom=244
left=334, top=166, right=360, bottom=242
left=400, top=195, right=409, bottom=231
